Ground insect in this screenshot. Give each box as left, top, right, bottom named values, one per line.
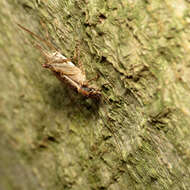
left=17, top=23, right=124, bottom=158
left=17, top=23, right=101, bottom=99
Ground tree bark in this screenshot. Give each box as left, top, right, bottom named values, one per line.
left=1, top=0, right=190, bottom=189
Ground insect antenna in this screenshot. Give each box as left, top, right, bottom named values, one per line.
left=33, top=42, right=52, bottom=62
left=16, top=23, right=58, bottom=52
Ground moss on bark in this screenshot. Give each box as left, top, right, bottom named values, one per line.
left=1, top=0, right=190, bottom=189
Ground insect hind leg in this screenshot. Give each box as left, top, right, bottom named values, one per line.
left=72, top=41, right=85, bottom=75
left=39, top=19, right=59, bottom=51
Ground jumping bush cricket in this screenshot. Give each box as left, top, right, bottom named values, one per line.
left=17, top=23, right=125, bottom=158
left=17, top=23, right=101, bottom=99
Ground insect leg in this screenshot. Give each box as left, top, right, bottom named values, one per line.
left=86, top=74, right=100, bottom=84
left=40, top=20, right=50, bottom=43
left=73, top=42, right=85, bottom=76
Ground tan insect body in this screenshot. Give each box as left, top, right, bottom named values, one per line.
left=17, top=23, right=101, bottom=99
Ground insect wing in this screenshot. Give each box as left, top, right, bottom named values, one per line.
left=50, top=63, right=86, bottom=85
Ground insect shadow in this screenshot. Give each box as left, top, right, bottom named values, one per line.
left=45, top=81, right=101, bottom=118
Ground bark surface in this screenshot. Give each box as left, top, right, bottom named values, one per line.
left=1, top=0, right=190, bottom=189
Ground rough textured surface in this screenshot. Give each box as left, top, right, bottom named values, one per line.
left=1, top=0, right=190, bottom=189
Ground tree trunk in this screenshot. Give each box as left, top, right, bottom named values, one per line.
left=1, top=0, right=190, bottom=189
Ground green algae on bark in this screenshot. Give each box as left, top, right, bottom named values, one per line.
left=1, top=0, right=190, bottom=189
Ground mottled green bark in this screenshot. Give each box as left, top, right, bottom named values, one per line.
left=1, top=0, right=190, bottom=189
